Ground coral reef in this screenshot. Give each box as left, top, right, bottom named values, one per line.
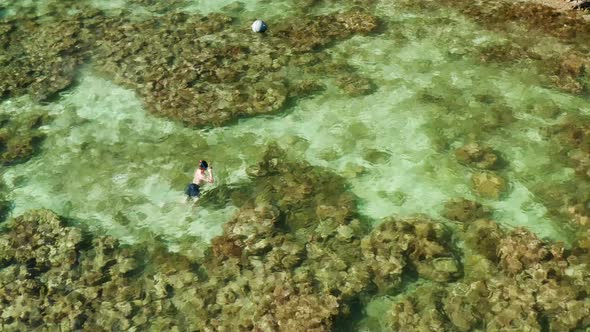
left=550, top=115, right=590, bottom=179
left=361, top=217, right=461, bottom=292
left=0, top=144, right=462, bottom=331
left=403, top=0, right=590, bottom=94
left=0, top=110, right=51, bottom=165
left=538, top=115, right=590, bottom=238
left=0, top=145, right=369, bottom=330
left=454, top=143, right=499, bottom=170
left=275, top=11, right=378, bottom=53
left=443, top=198, right=489, bottom=223
left=458, top=1, right=590, bottom=43
left=477, top=41, right=541, bottom=64
left=387, top=284, right=452, bottom=332
left=0, top=199, right=9, bottom=222
left=385, top=220, right=590, bottom=332
left=471, top=171, right=506, bottom=199
left=0, top=209, right=209, bottom=331
left=2, top=145, right=590, bottom=331
left=90, top=9, right=379, bottom=127
left=547, top=51, right=589, bottom=94
left=1, top=5, right=378, bottom=127
left=452, top=143, right=508, bottom=200
left=0, top=13, right=90, bottom=101
left=464, top=218, right=503, bottom=262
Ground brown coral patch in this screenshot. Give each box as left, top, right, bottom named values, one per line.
left=0, top=111, right=51, bottom=166
left=454, top=143, right=500, bottom=170
left=0, top=16, right=89, bottom=101
left=388, top=222, right=590, bottom=331
left=1, top=7, right=379, bottom=127
left=443, top=198, right=489, bottom=223
left=90, top=10, right=379, bottom=128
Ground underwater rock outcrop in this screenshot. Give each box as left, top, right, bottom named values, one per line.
left=0, top=13, right=91, bottom=101
left=0, top=144, right=464, bottom=331
left=0, top=110, right=51, bottom=165
left=454, top=143, right=499, bottom=170
left=386, top=220, right=590, bottom=331
left=0, top=5, right=378, bottom=127
left=91, top=9, right=379, bottom=127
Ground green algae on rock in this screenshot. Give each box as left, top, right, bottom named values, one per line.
left=0, top=14, right=89, bottom=101
left=385, top=220, right=590, bottom=332
left=1, top=5, right=379, bottom=127
left=0, top=110, right=50, bottom=165
left=443, top=198, right=489, bottom=224
left=0, top=144, right=464, bottom=331
left=90, top=9, right=379, bottom=127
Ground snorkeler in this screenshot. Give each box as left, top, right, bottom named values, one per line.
left=185, top=160, right=214, bottom=204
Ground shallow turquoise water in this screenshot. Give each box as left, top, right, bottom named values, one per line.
left=1, top=0, right=589, bottom=329
left=1, top=0, right=584, bottom=251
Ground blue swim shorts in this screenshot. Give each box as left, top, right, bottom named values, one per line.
left=185, top=183, right=201, bottom=198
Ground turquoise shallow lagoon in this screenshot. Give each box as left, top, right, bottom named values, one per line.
left=1, top=0, right=590, bottom=330
left=2, top=0, right=581, bottom=245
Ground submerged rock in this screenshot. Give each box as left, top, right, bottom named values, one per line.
left=0, top=110, right=51, bottom=165
left=471, top=171, right=506, bottom=199
left=455, top=143, right=500, bottom=170
left=2, top=144, right=590, bottom=331
left=1, top=6, right=379, bottom=128
left=443, top=198, right=489, bottom=223
left=386, top=221, right=590, bottom=332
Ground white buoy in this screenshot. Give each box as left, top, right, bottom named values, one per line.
left=251, top=19, right=268, bottom=33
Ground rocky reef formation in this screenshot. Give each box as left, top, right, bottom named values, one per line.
left=0, top=110, right=51, bottom=165
left=0, top=3, right=379, bottom=127
left=90, top=9, right=378, bottom=127
left=0, top=11, right=94, bottom=101
left=453, top=143, right=507, bottom=200
left=386, top=217, right=590, bottom=331
left=0, top=145, right=462, bottom=331
left=1, top=145, right=589, bottom=331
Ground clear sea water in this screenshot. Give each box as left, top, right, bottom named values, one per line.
left=1, top=0, right=588, bottom=329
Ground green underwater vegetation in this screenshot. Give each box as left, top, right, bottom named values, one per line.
left=1, top=0, right=590, bottom=331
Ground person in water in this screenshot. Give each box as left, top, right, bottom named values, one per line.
left=185, top=160, right=214, bottom=203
